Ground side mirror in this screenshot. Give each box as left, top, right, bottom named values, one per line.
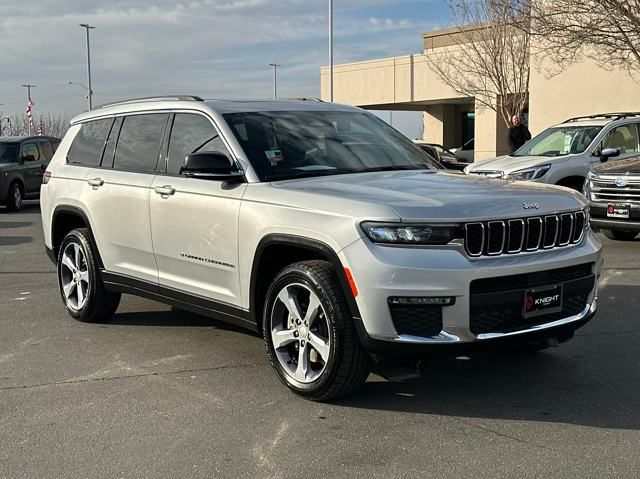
left=600, top=147, right=620, bottom=163
left=22, top=154, right=36, bottom=162
left=181, top=151, right=244, bottom=181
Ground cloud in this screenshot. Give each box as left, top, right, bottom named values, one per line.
left=0, top=0, right=449, bottom=138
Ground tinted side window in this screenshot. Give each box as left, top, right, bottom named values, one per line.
left=0, top=143, right=19, bottom=162
left=38, top=141, right=54, bottom=161
left=167, top=113, right=230, bottom=175
left=113, top=114, right=168, bottom=172
left=22, top=143, right=40, bottom=161
left=67, top=119, right=112, bottom=166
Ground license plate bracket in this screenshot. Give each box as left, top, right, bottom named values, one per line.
left=607, top=203, right=630, bottom=219
left=523, top=284, right=563, bottom=319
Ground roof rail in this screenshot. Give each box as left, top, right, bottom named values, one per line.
left=286, top=97, right=324, bottom=102
left=563, top=112, right=640, bottom=123
left=98, top=95, right=204, bottom=109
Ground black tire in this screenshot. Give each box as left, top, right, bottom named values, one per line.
left=263, top=260, right=370, bottom=401
left=602, top=229, right=638, bottom=241
left=6, top=182, right=24, bottom=211
left=57, top=228, right=121, bottom=322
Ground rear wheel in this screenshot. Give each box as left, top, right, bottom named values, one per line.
left=6, top=182, right=23, bottom=211
left=263, top=260, right=370, bottom=401
left=57, top=228, right=121, bottom=322
left=602, top=229, right=638, bottom=241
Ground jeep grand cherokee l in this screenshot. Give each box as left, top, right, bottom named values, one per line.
left=41, top=96, right=602, bottom=400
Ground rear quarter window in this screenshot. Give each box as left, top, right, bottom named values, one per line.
left=67, top=119, right=113, bottom=166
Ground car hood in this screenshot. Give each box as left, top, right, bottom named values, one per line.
left=271, top=170, right=586, bottom=222
left=466, top=154, right=573, bottom=174
left=592, top=155, right=640, bottom=175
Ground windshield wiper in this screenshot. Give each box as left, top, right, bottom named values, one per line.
left=358, top=165, right=429, bottom=173
left=264, top=169, right=350, bottom=182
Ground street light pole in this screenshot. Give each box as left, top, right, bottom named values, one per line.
left=329, top=0, right=334, bottom=102
left=79, top=23, right=96, bottom=110
left=21, top=84, right=36, bottom=136
left=269, top=63, right=281, bottom=99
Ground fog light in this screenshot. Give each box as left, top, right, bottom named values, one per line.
left=388, top=297, right=456, bottom=306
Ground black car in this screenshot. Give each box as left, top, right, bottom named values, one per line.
left=586, top=155, right=640, bottom=241
left=0, top=136, right=61, bottom=211
left=415, top=142, right=470, bottom=171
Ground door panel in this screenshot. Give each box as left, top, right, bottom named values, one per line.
left=150, top=176, right=246, bottom=303
left=88, top=170, right=158, bottom=283
left=20, top=142, right=42, bottom=194
left=150, top=112, right=245, bottom=305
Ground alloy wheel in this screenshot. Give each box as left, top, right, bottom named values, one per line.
left=270, top=283, right=331, bottom=384
left=59, top=242, right=90, bottom=311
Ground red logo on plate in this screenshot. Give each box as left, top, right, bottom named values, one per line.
left=525, top=293, right=535, bottom=312
left=608, top=205, right=615, bottom=215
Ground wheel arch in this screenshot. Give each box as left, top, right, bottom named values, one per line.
left=51, top=205, right=104, bottom=268
left=249, top=234, right=361, bottom=332
left=555, top=175, right=586, bottom=191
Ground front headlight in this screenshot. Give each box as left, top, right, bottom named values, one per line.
left=361, top=222, right=463, bottom=245
left=508, top=164, right=551, bottom=180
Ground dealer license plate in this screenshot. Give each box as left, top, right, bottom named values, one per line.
left=523, top=285, right=563, bottom=319
left=607, top=204, right=630, bottom=219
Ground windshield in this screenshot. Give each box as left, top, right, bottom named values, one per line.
left=223, top=110, right=440, bottom=181
left=0, top=143, right=19, bottom=161
left=512, top=125, right=603, bottom=157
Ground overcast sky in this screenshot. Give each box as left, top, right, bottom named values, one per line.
left=0, top=0, right=452, bottom=137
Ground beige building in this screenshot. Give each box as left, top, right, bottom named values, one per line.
left=320, top=27, right=640, bottom=161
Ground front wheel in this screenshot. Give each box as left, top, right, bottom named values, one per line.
left=263, top=261, right=370, bottom=401
left=602, top=229, right=638, bottom=241
left=57, top=228, right=121, bottom=322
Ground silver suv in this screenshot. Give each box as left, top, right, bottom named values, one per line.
left=465, top=113, right=640, bottom=190
left=41, top=96, right=603, bottom=400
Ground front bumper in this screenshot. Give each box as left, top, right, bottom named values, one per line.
left=341, top=230, right=602, bottom=356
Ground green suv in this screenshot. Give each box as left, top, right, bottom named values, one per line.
left=0, top=136, right=61, bottom=211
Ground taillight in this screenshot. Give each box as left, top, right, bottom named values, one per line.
left=42, top=171, right=52, bottom=184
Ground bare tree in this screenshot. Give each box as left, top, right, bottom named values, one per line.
left=528, top=0, right=640, bottom=80
left=425, top=0, right=531, bottom=127
left=0, top=113, right=70, bottom=138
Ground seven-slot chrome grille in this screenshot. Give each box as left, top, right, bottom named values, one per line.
left=464, top=211, right=586, bottom=257
left=589, top=176, right=640, bottom=204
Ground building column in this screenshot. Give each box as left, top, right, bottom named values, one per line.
left=474, top=102, right=510, bottom=161
left=423, top=104, right=456, bottom=148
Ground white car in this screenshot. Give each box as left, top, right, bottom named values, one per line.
left=41, top=96, right=601, bottom=400
left=451, top=138, right=474, bottom=162
left=465, top=113, right=640, bottom=190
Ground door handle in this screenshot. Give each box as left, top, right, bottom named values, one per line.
left=154, top=185, right=176, bottom=196
left=87, top=178, right=104, bottom=187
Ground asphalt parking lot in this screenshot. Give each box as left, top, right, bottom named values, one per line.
left=1, top=203, right=639, bottom=479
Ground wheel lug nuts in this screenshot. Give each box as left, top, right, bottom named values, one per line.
left=294, top=331, right=299, bottom=337
left=301, top=340, right=305, bottom=347
left=296, top=319, right=301, bottom=325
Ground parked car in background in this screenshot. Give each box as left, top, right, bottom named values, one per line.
left=414, top=141, right=469, bottom=171
left=0, top=135, right=61, bottom=211
left=465, top=113, right=640, bottom=191
left=585, top=154, right=640, bottom=241
left=42, top=96, right=601, bottom=401
left=450, top=138, right=474, bottom=162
